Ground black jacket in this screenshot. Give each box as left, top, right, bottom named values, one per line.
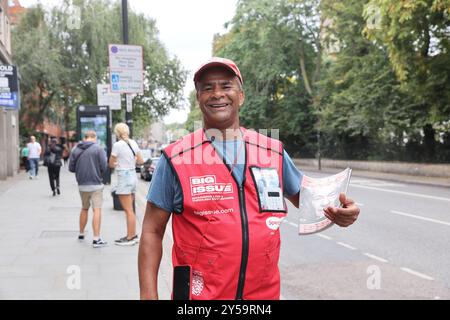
left=44, top=144, right=63, bottom=167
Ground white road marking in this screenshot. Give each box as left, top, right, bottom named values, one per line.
left=336, top=242, right=357, bottom=250
left=363, top=253, right=388, bottom=263
left=391, top=210, right=450, bottom=227
left=351, top=179, right=405, bottom=188
left=400, top=267, right=434, bottom=281
left=351, top=185, right=450, bottom=202
left=316, top=234, right=333, bottom=240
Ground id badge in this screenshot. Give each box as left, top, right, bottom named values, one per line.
left=250, top=167, right=285, bottom=211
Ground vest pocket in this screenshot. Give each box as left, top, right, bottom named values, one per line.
left=174, top=243, right=221, bottom=299
left=261, top=243, right=281, bottom=291
left=175, top=244, right=220, bottom=272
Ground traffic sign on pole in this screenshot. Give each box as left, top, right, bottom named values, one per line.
left=108, top=44, right=144, bottom=94
left=97, top=84, right=121, bottom=110
left=126, top=94, right=133, bottom=112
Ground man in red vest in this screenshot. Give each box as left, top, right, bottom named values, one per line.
left=138, top=57, right=360, bottom=300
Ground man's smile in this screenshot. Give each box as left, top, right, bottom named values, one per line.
left=207, top=103, right=230, bottom=109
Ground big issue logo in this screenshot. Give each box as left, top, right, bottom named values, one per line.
left=190, top=175, right=233, bottom=196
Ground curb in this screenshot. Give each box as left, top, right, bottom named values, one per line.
left=299, top=165, right=450, bottom=188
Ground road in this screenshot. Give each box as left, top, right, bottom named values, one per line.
left=279, top=170, right=450, bottom=299
left=135, top=170, right=450, bottom=300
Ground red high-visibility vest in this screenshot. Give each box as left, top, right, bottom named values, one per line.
left=163, top=128, right=287, bottom=300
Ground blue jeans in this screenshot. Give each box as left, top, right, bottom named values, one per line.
left=29, top=158, right=40, bottom=177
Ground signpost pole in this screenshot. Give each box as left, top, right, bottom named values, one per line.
left=121, top=0, right=133, bottom=138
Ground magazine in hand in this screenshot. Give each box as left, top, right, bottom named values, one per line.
left=298, top=168, right=352, bottom=235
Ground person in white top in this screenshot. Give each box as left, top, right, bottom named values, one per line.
left=109, top=123, right=144, bottom=246
left=27, top=136, right=42, bottom=179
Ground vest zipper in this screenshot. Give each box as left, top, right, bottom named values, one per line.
left=208, top=137, right=249, bottom=300
left=236, top=185, right=249, bottom=300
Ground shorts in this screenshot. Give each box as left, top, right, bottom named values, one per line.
left=80, top=189, right=103, bottom=209
left=115, top=169, right=137, bottom=194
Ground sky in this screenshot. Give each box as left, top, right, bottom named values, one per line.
left=19, top=0, right=239, bottom=124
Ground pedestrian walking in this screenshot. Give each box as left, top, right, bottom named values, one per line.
left=21, top=144, right=30, bottom=173
left=109, top=123, right=144, bottom=246
left=62, top=143, right=71, bottom=167
left=138, top=57, right=361, bottom=300
left=27, top=136, right=42, bottom=179
left=43, top=137, right=63, bottom=196
left=69, top=130, right=108, bottom=248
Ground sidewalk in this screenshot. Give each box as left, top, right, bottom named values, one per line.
left=0, top=165, right=173, bottom=300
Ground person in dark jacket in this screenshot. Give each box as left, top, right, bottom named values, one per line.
left=69, top=130, right=108, bottom=248
left=44, top=137, right=63, bottom=196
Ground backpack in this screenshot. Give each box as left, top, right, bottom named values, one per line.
left=43, top=152, right=56, bottom=167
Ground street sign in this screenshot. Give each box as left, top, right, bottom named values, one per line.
left=0, top=92, right=19, bottom=110
left=0, top=65, right=18, bottom=94
left=97, top=84, right=121, bottom=110
left=108, top=44, right=144, bottom=94
left=126, top=94, right=133, bottom=112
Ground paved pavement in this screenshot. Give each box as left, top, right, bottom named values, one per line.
left=0, top=164, right=172, bottom=300
left=0, top=162, right=448, bottom=300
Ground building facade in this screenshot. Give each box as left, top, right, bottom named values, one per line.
left=0, top=0, right=19, bottom=180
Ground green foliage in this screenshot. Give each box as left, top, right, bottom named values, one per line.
left=213, top=0, right=320, bottom=156
left=13, top=0, right=186, bottom=137
left=208, top=0, right=449, bottom=162
left=361, top=0, right=450, bottom=161
left=184, top=90, right=203, bottom=132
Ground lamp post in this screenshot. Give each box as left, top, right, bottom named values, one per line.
left=121, top=0, right=133, bottom=138
left=317, top=129, right=322, bottom=171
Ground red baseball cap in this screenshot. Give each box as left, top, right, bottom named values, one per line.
left=194, top=57, right=243, bottom=85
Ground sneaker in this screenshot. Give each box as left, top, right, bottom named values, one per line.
left=78, top=234, right=85, bottom=241
left=56, top=188, right=60, bottom=195
left=114, top=235, right=138, bottom=246
left=92, top=238, right=108, bottom=248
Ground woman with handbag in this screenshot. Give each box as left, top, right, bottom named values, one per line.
left=109, top=123, right=144, bottom=246
left=44, top=137, right=63, bottom=196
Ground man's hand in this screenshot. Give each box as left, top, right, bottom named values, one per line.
left=323, top=193, right=360, bottom=227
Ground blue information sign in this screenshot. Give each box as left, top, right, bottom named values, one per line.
left=0, top=92, right=19, bottom=109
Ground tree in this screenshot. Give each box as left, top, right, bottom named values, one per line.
left=213, top=0, right=320, bottom=156
left=13, top=0, right=187, bottom=138
left=363, top=0, right=450, bottom=161
left=196, top=0, right=450, bottom=161
left=184, top=90, right=203, bottom=132
left=13, top=5, right=70, bottom=134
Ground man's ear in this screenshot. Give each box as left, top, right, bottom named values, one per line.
left=239, top=91, right=245, bottom=108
